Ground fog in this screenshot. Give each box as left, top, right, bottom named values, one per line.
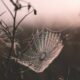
left=0, top=0, right=80, bottom=29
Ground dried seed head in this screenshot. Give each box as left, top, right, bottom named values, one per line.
left=28, top=3, right=31, bottom=11
left=33, top=9, right=37, bottom=15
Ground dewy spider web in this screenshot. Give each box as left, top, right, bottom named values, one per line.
left=11, top=28, right=64, bottom=73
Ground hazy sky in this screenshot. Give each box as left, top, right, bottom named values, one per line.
left=0, top=0, right=80, bottom=29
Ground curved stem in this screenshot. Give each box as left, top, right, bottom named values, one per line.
left=16, top=10, right=33, bottom=30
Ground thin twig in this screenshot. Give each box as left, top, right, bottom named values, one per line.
left=0, top=26, right=12, bottom=41
left=16, top=10, right=33, bottom=30
left=1, top=20, right=12, bottom=39
left=20, top=0, right=35, bottom=10
left=0, top=11, right=6, bottom=16
left=10, top=0, right=16, bottom=7
left=21, top=5, right=28, bottom=8
left=1, top=0, right=14, bottom=18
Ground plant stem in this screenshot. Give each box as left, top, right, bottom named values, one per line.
left=8, top=9, right=17, bottom=59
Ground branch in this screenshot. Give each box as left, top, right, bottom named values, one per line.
left=15, top=10, right=34, bottom=30
left=1, top=20, right=12, bottom=39
left=0, top=28, right=12, bottom=42
left=10, top=0, right=16, bottom=6
left=0, top=11, right=6, bottom=16
left=1, top=0, right=14, bottom=18
left=0, top=22, right=12, bottom=41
